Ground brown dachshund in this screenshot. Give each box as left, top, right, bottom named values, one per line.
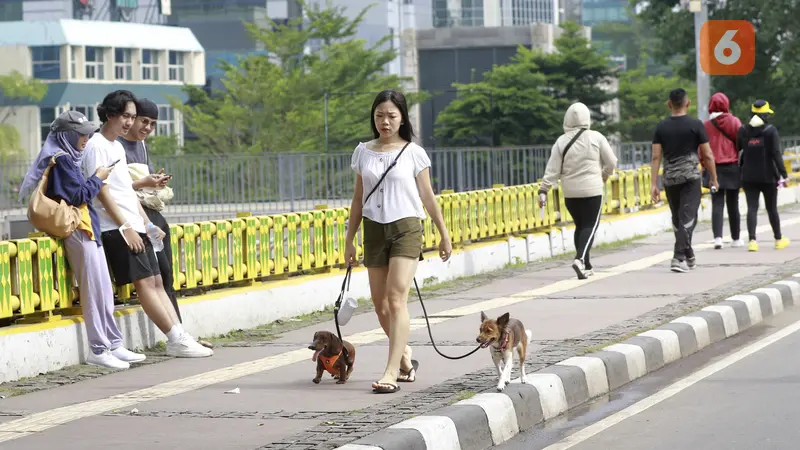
left=308, top=331, right=356, bottom=384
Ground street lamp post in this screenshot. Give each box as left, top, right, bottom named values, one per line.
left=691, top=0, right=710, bottom=121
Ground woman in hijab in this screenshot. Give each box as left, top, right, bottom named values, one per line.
left=18, top=110, right=146, bottom=370
left=702, top=92, right=743, bottom=249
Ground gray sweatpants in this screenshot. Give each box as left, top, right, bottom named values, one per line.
left=63, top=230, right=123, bottom=354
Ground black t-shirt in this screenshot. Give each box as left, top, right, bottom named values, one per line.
left=652, top=115, right=709, bottom=186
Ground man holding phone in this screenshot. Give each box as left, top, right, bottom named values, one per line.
left=118, top=98, right=213, bottom=349
left=83, top=90, right=213, bottom=359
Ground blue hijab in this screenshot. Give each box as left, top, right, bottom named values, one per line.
left=18, top=130, right=84, bottom=202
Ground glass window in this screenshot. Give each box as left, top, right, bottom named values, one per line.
left=31, top=46, right=61, bottom=80
left=114, top=48, right=132, bottom=80
left=168, top=51, right=184, bottom=81
left=85, top=46, right=105, bottom=80
left=142, top=49, right=160, bottom=81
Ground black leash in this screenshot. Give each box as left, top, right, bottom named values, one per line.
left=333, top=264, right=482, bottom=361
left=333, top=265, right=353, bottom=361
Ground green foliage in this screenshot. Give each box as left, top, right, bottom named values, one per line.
left=632, top=0, right=800, bottom=133
left=175, top=0, right=426, bottom=154
left=145, top=134, right=181, bottom=157
left=436, top=21, right=615, bottom=146
left=590, top=19, right=673, bottom=76
left=0, top=124, right=24, bottom=162
left=0, top=72, right=46, bottom=161
left=609, top=64, right=697, bottom=141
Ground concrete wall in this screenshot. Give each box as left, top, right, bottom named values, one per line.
left=4, top=186, right=799, bottom=383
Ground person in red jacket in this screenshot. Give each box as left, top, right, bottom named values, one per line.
left=702, top=92, right=743, bottom=249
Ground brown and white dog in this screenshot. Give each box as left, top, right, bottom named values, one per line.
left=308, top=331, right=356, bottom=385
left=476, top=311, right=532, bottom=391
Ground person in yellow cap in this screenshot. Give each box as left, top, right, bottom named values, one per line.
left=736, top=99, right=790, bottom=251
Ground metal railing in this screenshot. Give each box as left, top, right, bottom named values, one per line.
left=2, top=136, right=798, bottom=218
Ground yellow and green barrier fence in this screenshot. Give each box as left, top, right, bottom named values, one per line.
left=0, top=161, right=794, bottom=325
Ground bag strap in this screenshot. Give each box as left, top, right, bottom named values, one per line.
left=711, top=119, right=737, bottom=145
left=560, top=128, right=586, bottom=173
left=363, top=141, right=411, bottom=206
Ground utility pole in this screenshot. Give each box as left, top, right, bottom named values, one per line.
left=324, top=91, right=329, bottom=153
left=691, top=0, right=710, bottom=121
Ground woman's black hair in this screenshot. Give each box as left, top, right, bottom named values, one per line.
left=97, top=89, right=137, bottom=123
left=370, top=89, right=414, bottom=142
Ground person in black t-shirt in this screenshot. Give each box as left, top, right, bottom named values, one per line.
left=650, top=88, right=718, bottom=273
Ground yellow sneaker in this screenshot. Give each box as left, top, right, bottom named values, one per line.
left=748, top=240, right=759, bottom=252
left=775, top=237, right=790, bottom=250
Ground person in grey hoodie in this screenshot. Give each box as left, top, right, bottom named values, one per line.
left=538, top=102, right=618, bottom=279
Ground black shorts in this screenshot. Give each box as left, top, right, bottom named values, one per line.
left=100, top=229, right=160, bottom=285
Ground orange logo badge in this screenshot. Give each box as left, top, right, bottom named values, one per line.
left=700, top=20, right=755, bottom=76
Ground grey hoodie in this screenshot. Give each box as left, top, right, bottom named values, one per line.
left=539, top=102, right=618, bottom=198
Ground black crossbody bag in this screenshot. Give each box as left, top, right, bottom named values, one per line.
left=363, top=141, right=411, bottom=204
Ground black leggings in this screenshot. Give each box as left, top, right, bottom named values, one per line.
left=564, top=195, right=603, bottom=270
left=711, top=189, right=740, bottom=240
left=743, top=182, right=781, bottom=241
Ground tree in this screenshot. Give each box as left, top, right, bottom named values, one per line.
left=436, top=21, right=616, bottom=146
left=0, top=71, right=48, bottom=161
left=633, top=0, right=800, bottom=133
left=174, top=0, right=426, bottom=154
left=609, top=63, right=698, bottom=142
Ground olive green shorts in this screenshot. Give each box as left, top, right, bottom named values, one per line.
left=362, top=217, right=424, bottom=268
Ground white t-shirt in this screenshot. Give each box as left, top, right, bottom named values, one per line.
left=350, top=141, right=431, bottom=224
left=81, top=133, right=146, bottom=234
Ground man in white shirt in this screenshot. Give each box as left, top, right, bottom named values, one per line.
left=82, top=89, right=212, bottom=359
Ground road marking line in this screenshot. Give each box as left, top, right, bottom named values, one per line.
left=0, top=217, right=793, bottom=443
left=542, top=317, right=800, bottom=450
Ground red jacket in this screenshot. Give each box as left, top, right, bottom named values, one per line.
left=702, top=93, right=742, bottom=165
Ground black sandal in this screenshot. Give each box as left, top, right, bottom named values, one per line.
left=372, top=382, right=401, bottom=394
left=397, top=359, right=418, bottom=382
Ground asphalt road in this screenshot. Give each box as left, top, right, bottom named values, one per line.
left=495, top=293, right=800, bottom=450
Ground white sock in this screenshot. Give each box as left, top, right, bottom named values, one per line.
left=166, top=325, right=183, bottom=343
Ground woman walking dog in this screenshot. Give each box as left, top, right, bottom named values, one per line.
left=344, top=89, right=452, bottom=394
left=538, top=102, right=617, bottom=279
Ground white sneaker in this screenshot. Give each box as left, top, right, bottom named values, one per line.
left=714, top=237, right=723, bottom=249
left=571, top=259, right=588, bottom=280
left=166, top=333, right=214, bottom=358
left=731, top=239, right=744, bottom=248
left=87, top=349, right=130, bottom=370
left=112, top=346, right=146, bottom=363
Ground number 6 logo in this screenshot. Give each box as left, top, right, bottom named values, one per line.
left=700, top=20, right=755, bottom=76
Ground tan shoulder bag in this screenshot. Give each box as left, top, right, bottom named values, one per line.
left=27, top=151, right=82, bottom=238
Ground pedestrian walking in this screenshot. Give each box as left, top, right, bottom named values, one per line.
left=538, top=101, right=617, bottom=279
left=737, top=99, right=790, bottom=251
left=650, top=88, right=718, bottom=273
left=702, top=92, right=743, bottom=249
left=344, top=89, right=452, bottom=394
left=18, top=110, right=146, bottom=369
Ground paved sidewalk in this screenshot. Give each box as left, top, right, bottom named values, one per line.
left=1, top=207, right=800, bottom=450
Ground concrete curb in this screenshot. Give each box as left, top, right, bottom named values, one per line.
left=334, top=274, right=800, bottom=450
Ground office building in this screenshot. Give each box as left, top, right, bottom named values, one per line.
left=0, top=19, right=205, bottom=158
